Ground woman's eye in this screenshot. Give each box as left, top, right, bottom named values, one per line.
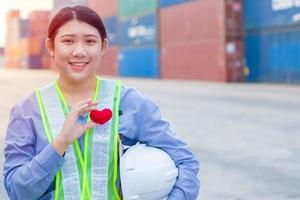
left=86, top=40, right=96, bottom=44
left=62, top=39, right=73, bottom=44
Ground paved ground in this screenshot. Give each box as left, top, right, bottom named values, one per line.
left=0, top=69, right=300, bottom=200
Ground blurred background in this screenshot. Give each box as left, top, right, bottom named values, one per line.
left=1, top=0, right=300, bottom=200
left=1, top=0, right=300, bottom=83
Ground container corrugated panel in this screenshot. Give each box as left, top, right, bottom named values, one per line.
left=98, top=45, right=119, bottom=76
left=20, top=56, right=29, bottom=69
left=28, top=37, right=42, bottom=55
left=120, top=14, right=157, bottom=46
left=29, top=11, right=50, bottom=38
left=20, top=19, right=30, bottom=38
left=160, top=39, right=227, bottom=81
left=28, top=55, right=42, bottom=69
left=119, top=46, right=159, bottom=78
left=225, top=0, right=243, bottom=39
left=160, top=0, right=225, bottom=45
left=41, top=54, right=51, bottom=69
left=245, top=30, right=300, bottom=83
left=19, top=38, right=28, bottom=57
left=88, top=0, right=118, bottom=17
left=244, top=0, right=300, bottom=30
left=53, top=0, right=87, bottom=9
left=160, top=0, right=192, bottom=8
left=119, top=0, right=157, bottom=19
left=104, top=16, right=118, bottom=46
left=225, top=39, right=244, bottom=81
left=6, top=16, right=20, bottom=43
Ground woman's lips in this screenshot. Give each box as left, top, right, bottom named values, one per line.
left=68, top=62, right=89, bottom=71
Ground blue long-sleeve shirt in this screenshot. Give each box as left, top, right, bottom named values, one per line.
left=3, top=85, right=200, bottom=200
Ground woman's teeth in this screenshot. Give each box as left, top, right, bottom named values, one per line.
left=70, top=62, right=88, bottom=67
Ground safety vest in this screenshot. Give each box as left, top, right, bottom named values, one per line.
left=35, top=78, right=122, bottom=200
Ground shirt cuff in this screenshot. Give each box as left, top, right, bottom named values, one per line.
left=168, top=188, right=184, bottom=200
left=34, top=144, right=64, bottom=177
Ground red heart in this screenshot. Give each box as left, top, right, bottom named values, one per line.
left=90, top=109, right=112, bottom=124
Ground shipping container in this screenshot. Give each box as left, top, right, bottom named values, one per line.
left=225, top=0, right=243, bottom=39
left=160, top=0, right=192, bottom=8
left=119, top=0, right=157, bottom=19
left=29, top=11, right=50, bottom=38
left=119, top=46, right=159, bottom=78
left=97, top=45, right=119, bottom=76
left=28, top=37, right=44, bottom=55
left=160, top=0, right=244, bottom=81
left=245, top=29, right=300, bottom=83
left=20, top=56, right=29, bottom=68
left=244, top=0, right=300, bottom=30
left=225, top=39, right=244, bottom=81
left=104, top=16, right=118, bottom=46
left=19, top=19, right=30, bottom=38
left=28, top=55, right=42, bottom=69
left=41, top=54, right=51, bottom=69
left=6, top=11, right=20, bottom=43
left=160, top=0, right=225, bottom=45
left=53, top=0, right=87, bottom=9
left=120, top=14, right=157, bottom=46
left=88, top=0, right=118, bottom=17
left=160, top=39, right=227, bottom=81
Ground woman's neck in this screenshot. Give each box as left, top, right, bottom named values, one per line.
left=57, top=76, right=97, bottom=106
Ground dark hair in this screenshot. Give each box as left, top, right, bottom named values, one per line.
left=48, top=6, right=107, bottom=43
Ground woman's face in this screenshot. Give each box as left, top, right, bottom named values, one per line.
left=47, top=19, right=106, bottom=83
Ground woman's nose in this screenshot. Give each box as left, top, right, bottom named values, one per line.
left=72, top=43, right=87, bottom=57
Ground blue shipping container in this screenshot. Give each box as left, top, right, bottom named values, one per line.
left=104, top=16, right=118, bottom=46
left=160, top=0, right=192, bottom=8
left=119, top=14, right=157, bottom=46
left=119, top=46, right=159, bottom=78
left=245, top=30, right=300, bottom=83
left=244, top=0, right=300, bottom=30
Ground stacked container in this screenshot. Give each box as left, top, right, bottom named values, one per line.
left=27, top=11, right=50, bottom=69
left=5, top=10, right=21, bottom=68
left=53, top=0, right=87, bottom=9
left=244, top=0, right=300, bottom=83
left=118, top=0, right=159, bottom=78
left=160, top=0, right=244, bottom=82
left=88, top=0, right=119, bottom=76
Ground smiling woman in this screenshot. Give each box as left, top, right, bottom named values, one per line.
left=3, top=5, right=200, bottom=200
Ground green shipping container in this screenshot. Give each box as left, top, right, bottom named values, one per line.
left=119, top=0, right=157, bottom=19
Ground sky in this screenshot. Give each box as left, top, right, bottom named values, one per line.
left=0, top=0, right=53, bottom=47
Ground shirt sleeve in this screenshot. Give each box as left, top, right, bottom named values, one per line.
left=3, top=100, right=64, bottom=200
left=119, top=87, right=200, bottom=200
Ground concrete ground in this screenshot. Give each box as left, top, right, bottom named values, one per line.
left=0, top=69, right=299, bottom=200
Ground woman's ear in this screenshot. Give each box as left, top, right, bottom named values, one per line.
left=45, top=38, right=54, bottom=57
left=101, top=38, right=108, bottom=57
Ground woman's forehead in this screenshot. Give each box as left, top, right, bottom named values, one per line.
left=56, top=20, right=100, bottom=37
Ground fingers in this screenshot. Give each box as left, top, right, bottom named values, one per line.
left=71, top=100, right=98, bottom=117
left=83, top=121, right=99, bottom=130
left=76, top=98, right=95, bottom=107
left=78, top=105, right=98, bottom=116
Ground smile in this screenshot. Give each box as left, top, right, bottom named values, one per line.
left=69, top=62, right=89, bottom=67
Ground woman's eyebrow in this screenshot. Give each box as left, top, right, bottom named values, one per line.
left=59, top=34, right=99, bottom=38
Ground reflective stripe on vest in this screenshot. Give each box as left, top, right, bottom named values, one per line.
left=36, top=78, right=122, bottom=200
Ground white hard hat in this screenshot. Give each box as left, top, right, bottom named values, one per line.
left=120, top=143, right=178, bottom=200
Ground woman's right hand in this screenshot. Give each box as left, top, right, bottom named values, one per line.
left=52, top=98, right=99, bottom=155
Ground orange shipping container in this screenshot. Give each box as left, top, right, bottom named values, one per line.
left=28, top=37, right=42, bottom=55
left=29, top=11, right=50, bottom=38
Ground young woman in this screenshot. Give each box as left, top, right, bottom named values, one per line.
left=3, top=6, right=199, bottom=200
